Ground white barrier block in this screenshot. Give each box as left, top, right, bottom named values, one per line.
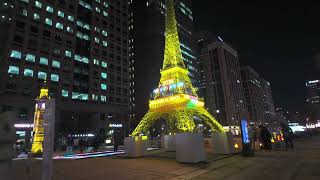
left=124, top=136, right=147, bottom=157
left=212, top=131, right=235, bottom=154
left=176, top=133, right=206, bottom=163
left=164, top=135, right=176, bottom=152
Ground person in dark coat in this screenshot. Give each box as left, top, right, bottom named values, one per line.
left=281, top=123, right=294, bottom=149
left=259, top=125, right=272, bottom=150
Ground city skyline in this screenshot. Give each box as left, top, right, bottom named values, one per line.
left=192, top=1, right=320, bottom=112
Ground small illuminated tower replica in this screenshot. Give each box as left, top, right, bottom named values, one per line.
left=132, top=0, right=224, bottom=136
left=31, top=83, right=50, bottom=155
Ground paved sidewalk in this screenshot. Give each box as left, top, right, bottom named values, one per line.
left=13, top=135, right=320, bottom=180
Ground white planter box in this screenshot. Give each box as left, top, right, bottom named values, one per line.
left=211, top=131, right=236, bottom=154
left=124, top=136, right=147, bottom=157
left=176, top=133, right=206, bottom=163
left=164, top=135, right=176, bottom=152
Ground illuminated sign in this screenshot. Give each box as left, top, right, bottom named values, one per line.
left=241, top=119, right=250, bottom=144
left=162, top=79, right=174, bottom=86
left=14, top=123, right=34, bottom=128
left=109, top=124, right=123, bottom=128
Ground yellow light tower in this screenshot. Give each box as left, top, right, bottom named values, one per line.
left=31, top=82, right=50, bottom=155
left=131, top=0, right=224, bottom=136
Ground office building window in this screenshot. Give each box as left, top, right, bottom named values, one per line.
left=51, top=74, right=59, bottom=82
left=46, top=6, right=53, bottom=13
left=67, top=15, right=74, bottom=21
left=65, top=51, right=72, bottom=57
left=55, top=22, right=63, bottom=30
left=22, top=9, right=28, bottom=16
left=33, top=13, right=40, bottom=21
left=94, top=59, right=100, bottom=65
left=101, top=72, right=107, bottom=79
left=67, top=27, right=73, bottom=33
left=52, top=60, right=60, bottom=68
left=26, top=54, right=35, bottom=62
left=8, top=66, right=19, bottom=74
left=101, top=84, right=107, bottom=90
left=10, top=50, right=22, bottom=59
left=62, top=90, right=69, bottom=97
left=24, top=69, right=33, bottom=77
left=35, top=1, right=42, bottom=8
left=38, top=71, right=47, bottom=80
left=102, top=41, right=108, bottom=47
left=101, top=61, right=107, bottom=68
left=101, top=95, right=107, bottom=102
left=72, top=92, right=89, bottom=101
left=57, top=11, right=64, bottom=18
left=92, top=94, right=99, bottom=101
left=45, top=18, right=52, bottom=26
left=39, top=57, right=48, bottom=65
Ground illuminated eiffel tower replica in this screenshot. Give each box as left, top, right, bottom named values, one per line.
left=132, top=0, right=224, bottom=136
left=31, top=83, right=50, bottom=155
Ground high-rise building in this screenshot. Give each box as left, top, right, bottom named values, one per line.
left=306, top=80, right=320, bottom=122
left=128, top=0, right=197, bottom=129
left=241, top=66, right=276, bottom=126
left=195, top=32, right=247, bottom=126
left=0, top=0, right=129, bottom=137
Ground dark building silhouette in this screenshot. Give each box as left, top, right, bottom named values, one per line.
left=195, top=31, right=248, bottom=126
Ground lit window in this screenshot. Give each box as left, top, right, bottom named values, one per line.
left=101, top=95, right=107, bottom=102
left=94, top=59, right=100, bottom=65
left=26, top=54, right=35, bottom=62
left=55, top=22, right=63, bottom=30
left=103, top=41, right=108, bottom=47
left=35, top=1, right=42, bottom=8
left=95, top=37, right=99, bottom=43
left=45, top=18, right=52, bottom=26
left=24, top=69, right=33, bottom=77
left=103, top=11, right=108, bottom=17
left=101, top=61, right=107, bottom=68
left=67, top=27, right=73, bottom=33
left=51, top=74, right=59, bottom=82
left=72, top=92, right=89, bottom=101
left=65, top=51, right=72, bottom=57
left=33, top=13, right=40, bottom=21
left=102, top=30, right=108, bottom=37
left=8, top=66, right=19, bottom=74
left=74, top=54, right=89, bottom=64
left=22, top=9, right=28, bottom=16
left=46, top=6, right=53, bottom=13
left=95, top=0, right=101, bottom=3
left=92, top=94, right=99, bottom=101
left=101, top=72, right=107, bottom=79
left=39, top=57, right=48, bottom=65
left=62, top=90, right=69, bottom=97
left=67, top=15, right=74, bottom=21
left=52, top=60, right=60, bottom=68
left=57, top=11, right=64, bottom=18
left=101, top=83, right=107, bottom=90
left=38, top=71, right=47, bottom=80
left=103, top=2, right=109, bottom=8
left=95, top=7, right=100, bottom=13
left=10, top=50, right=22, bottom=59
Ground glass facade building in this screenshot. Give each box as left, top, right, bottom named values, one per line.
left=0, top=0, right=129, bottom=137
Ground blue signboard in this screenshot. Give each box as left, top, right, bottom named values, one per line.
left=241, top=119, right=250, bottom=144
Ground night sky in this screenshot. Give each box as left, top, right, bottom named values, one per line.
left=192, top=1, right=320, bottom=112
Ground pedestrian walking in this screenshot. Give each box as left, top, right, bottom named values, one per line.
left=281, top=123, right=294, bottom=149
left=259, top=125, right=272, bottom=150
left=249, top=124, right=257, bottom=150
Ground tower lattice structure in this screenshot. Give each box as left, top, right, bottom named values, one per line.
left=131, top=0, right=224, bottom=136
left=31, top=83, right=50, bottom=155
